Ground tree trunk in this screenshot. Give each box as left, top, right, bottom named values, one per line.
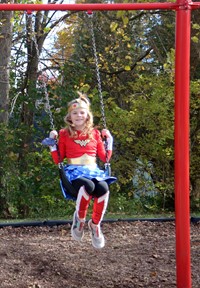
left=0, top=1, right=13, bottom=218
left=0, top=1, right=13, bottom=124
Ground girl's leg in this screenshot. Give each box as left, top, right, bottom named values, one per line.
left=88, top=181, right=110, bottom=249
left=72, top=177, right=95, bottom=219
left=71, top=178, right=95, bottom=242
left=92, top=180, right=109, bottom=224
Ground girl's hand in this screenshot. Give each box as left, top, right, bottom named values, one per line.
left=49, top=130, right=58, bottom=139
left=101, top=129, right=113, bottom=151
left=101, top=129, right=112, bottom=139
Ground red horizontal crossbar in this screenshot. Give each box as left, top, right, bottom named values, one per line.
left=0, top=3, right=178, bottom=11
left=191, top=2, right=200, bottom=9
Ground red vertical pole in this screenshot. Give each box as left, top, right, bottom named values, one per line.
left=175, top=1, right=191, bottom=287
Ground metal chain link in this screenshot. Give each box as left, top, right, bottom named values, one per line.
left=39, top=79, right=55, bottom=131
left=87, top=13, right=110, bottom=165
left=88, top=13, right=107, bottom=130
left=30, top=13, right=55, bottom=131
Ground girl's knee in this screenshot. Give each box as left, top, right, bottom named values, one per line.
left=72, top=178, right=95, bottom=195
left=94, top=181, right=109, bottom=197
left=84, top=180, right=95, bottom=195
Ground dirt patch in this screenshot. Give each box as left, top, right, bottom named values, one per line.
left=0, top=221, right=199, bottom=288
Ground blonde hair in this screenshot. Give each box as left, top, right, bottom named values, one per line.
left=64, top=92, right=94, bottom=138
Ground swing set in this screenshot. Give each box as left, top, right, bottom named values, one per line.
left=0, top=1, right=198, bottom=287
left=41, top=12, right=112, bottom=200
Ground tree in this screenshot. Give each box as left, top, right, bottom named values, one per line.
left=0, top=0, right=14, bottom=217
left=0, top=0, right=13, bottom=124
left=0, top=1, right=78, bottom=217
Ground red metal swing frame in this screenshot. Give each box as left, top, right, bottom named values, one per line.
left=1, top=1, right=199, bottom=287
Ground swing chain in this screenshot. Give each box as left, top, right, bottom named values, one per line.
left=40, top=80, right=55, bottom=131
left=87, top=12, right=111, bottom=166
left=29, top=12, right=55, bottom=131
left=88, top=13, right=107, bottom=130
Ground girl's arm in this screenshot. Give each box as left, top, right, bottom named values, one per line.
left=96, top=129, right=113, bottom=163
left=50, top=129, right=67, bottom=164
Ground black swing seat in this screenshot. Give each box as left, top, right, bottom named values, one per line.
left=42, top=137, right=77, bottom=200
left=58, top=163, right=77, bottom=200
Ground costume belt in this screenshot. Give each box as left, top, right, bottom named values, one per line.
left=67, top=154, right=96, bottom=165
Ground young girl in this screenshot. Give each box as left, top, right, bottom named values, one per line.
left=49, top=92, right=116, bottom=249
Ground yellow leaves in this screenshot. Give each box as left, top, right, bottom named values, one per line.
left=0, top=18, right=6, bottom=24
left=98, top=53, right=103, bottom=60
left=163, top=63, right=168, bottom=70
left=59, top=30, right=66, bottom=36
left=110, top=22, right=118, bottom=32
left=117, top=28, right=124, bottom=35
left=124, top=66, right=131, bottom=71
left=192, top=23, right=200, bottom=30
left=103, top=62, right=108, bottom=70
left=128, top=191, right=133, bottom=197
left=107, top=97, right=115, bottom=104
left=110, top=22, right=126, bottom=37
left=79, top=83, right=90, bottom=93
left=116, top=10, right=129, bottom=26
left=44, top=27, right=51, bottom=33
left=122, top=17, right=129, bottom=26
left=35, top=0, right=43, bottom=4
left=165, top=147, right=173, bottom=157
left=9, top=152, right=19, bottom=161
left=116, top=11, right=125, bottom=18
left=126, top=137, right=133, bottom=143
left=125, top=55, right=132, bottom=60
left=191, top=36, right=199, bottom=44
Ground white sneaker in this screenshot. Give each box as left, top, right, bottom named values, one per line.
left=71, top=212, right=85, bottom=241
left=88, top=219, right=105, bottom=249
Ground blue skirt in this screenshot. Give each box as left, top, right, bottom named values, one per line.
left=60, top=164, right=117, bottom=200
left=64, top=164, right=117, bottom=185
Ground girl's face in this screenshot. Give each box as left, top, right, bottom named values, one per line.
left=70, top=108, right=88, bottom=130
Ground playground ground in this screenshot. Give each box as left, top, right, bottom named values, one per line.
left=0, top=220, right=199, bottom=288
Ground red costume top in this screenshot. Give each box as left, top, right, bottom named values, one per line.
left=51, top=128, right=112, bottom=165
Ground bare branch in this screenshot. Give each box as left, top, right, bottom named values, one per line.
left=99, top=47, right=153, bottom=76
